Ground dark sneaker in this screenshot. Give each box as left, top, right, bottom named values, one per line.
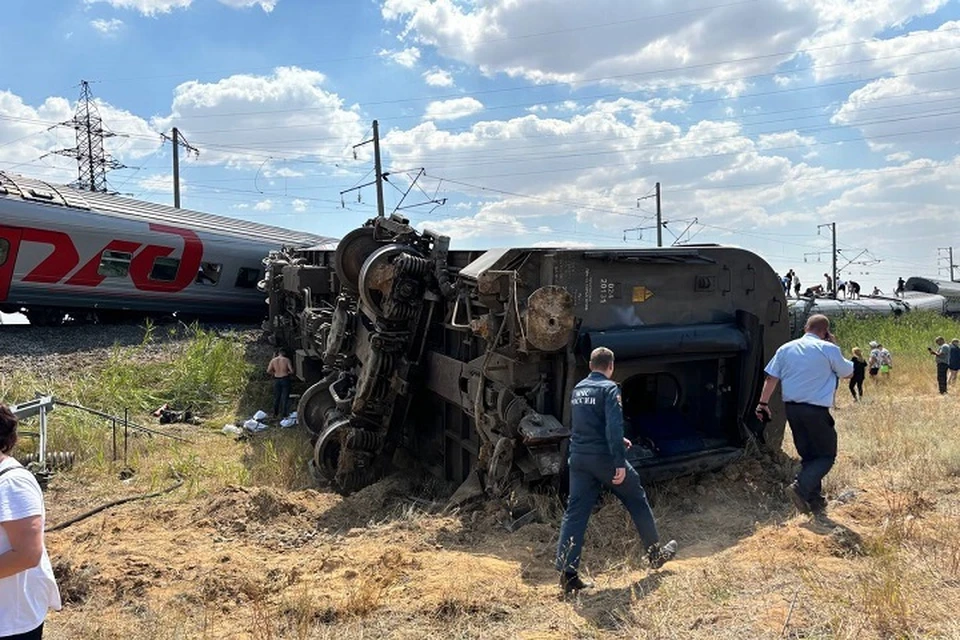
left=560, top=572, right=593, bottom=594
left=809, top=495, right=828, bottom=515
left=786, top=482, right=812, bottom=514
left=647, top=540, right=678, bottom=569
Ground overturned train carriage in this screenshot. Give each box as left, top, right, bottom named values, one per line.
left=264, top=214, right=789, bottom=496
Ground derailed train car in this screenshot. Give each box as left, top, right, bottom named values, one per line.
left=786, top=281, right=954, bottom=338
left=265, top=214, right=789, bottom=496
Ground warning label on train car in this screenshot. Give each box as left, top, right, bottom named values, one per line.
left=632, top=285, right=654, bottom=303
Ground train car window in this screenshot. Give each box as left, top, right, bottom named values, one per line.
left=235, top=267, right=261, bottom=289
left=0, top=238, right=9, bottom=267
left=97, top=250, right=133, bottom=277
left=150, top=256, right=181, bottom=282
left=196, top=262, right=222, bottom=286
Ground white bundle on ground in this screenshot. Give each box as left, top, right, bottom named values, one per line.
left=243, top=418, right=268, bottom=432
left=252, top=409, right=268, bottom=421
left=221, top=424, right=243, bottom=436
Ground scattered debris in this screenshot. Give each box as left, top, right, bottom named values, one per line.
left=153, top=404, right=201, bottom=425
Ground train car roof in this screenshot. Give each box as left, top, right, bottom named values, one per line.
left=905, top=276, right=960, bottom=297
left=0, top=172, right=339, bottom=249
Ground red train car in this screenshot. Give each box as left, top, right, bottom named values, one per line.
left=0, top=172, right=336, bottom=325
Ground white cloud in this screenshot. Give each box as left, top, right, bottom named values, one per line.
left=423, top=97, right=484, bottom=121
left=151, top=67, right=365, bottom=168
left=379, top=47, right=421, bottom=68
left=90, top=18, right=124, bottom=35
left=756, top=131, right=816, bottom=150
left=254, top=199, right=273, bottom=211
left=263, top=166, right=305, bottom=178
left=137, top=173, right=180, bottom=194
left=381, top=0, right=822, bottom=93
left=422, top=68, right=454, bottom=87
left=0, top=90, right=160, bottom=185
left=823, top=22, right=960, bottom=153
left=217, top=0, right=276, bottom=11
left=84, top=0, right=191, bottom=15
left=291, top=198, right=307, bottom=212
left=885, top=151, right=912, bottom=163
left=84, top=0, right=276, bottom=15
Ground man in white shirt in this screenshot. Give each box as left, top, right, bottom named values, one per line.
left=755, top=315, right=854, bottom=516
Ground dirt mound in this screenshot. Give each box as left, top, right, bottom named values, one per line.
left=194, top=485, right=327, bottom=549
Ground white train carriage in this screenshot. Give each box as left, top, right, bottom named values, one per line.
left=905, top=277, right=960, bottom=316
left=0, top=172, right=336, bottom=325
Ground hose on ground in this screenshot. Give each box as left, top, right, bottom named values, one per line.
left=45, top=476, right=184, bottom=533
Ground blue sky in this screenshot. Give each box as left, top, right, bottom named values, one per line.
left=2, top=0, right=960, bottom=293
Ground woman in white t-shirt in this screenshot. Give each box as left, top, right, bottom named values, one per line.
left=0, top=405, right=61, bottom=640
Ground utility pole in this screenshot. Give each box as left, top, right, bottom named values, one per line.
left=655, top=182, right=662, bottom=247
left=160, top=127, right=199, bottom=209
left=818, top=222, right=837, bottom=298
left=344, top=120, right=388, bottom=217
left=938, top=247, right=957, bottom=282
left=46, top=80, right=125, bottom=193
left=637, top=182, right=663, bottom=247
left=372, top=120, right=385, bottom=218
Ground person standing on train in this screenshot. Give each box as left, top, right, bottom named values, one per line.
left=794, top=278, right=801, bottom=298
left=848, top=281, right=861, bottom=300
left=948, top=339, right=960, bottom=386
left=824, top=273, right=834, bottom=296
left=896, top=277, right=906, bottom=298
left=266, top=349, right=295, bottom=418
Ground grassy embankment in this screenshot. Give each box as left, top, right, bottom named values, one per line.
left=2, top=313, right=960, bottom=639
left=0, top=322, right=314, bottom=494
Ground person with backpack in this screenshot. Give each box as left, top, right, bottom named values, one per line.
left=949, top=339, right=960, bottom=386
left=0, top=405, right=61, bottom=640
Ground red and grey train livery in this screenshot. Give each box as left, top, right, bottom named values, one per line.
left=0, top=172, right=336, bottom=325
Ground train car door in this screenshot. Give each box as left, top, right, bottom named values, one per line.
left=0, top=225, right=23, bottom=303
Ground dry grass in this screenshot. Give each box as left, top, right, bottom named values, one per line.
left=4, top=318, right=960, bottom=639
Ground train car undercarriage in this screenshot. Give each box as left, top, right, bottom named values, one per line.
left=264, top=214, right=788, bottom=498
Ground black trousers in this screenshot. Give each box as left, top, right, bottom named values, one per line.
left=784, top=403, right=837, bottom=505
left=2, top=623, right=43, bottom=640
left=273, top=377, right=292, bottom=416
left=849, top=376, right=864, bottom=400
left=937, top=362, right=949, bottom=394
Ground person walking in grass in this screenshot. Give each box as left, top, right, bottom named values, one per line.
left=928, top=337, right=950, bottom=395
left=555, top=347, right=677, bottom=594
left=849, top=347, right=867, bottom=402
left=948, top=339, right=960, bottom=386
left=878, top=343, right=893, bottom=380
left=756, top=315, right=854, bottom=516
left=868, top=341, right=881, bottom=384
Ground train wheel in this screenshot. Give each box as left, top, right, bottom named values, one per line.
left=25, top=308, right=64, bottom=327
left=298, top=375, right=337, bottom=435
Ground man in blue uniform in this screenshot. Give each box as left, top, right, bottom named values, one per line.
left=555, top=347, right=677, bottom=594
left=756, top=314, right=853, bottom=516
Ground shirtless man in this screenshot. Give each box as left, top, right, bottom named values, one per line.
left=266, top=349, right=295, bottom=418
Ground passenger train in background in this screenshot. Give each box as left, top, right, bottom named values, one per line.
left=786, top=277, right=960, bottom=337
left=0, top=172, right=336, bottom=326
